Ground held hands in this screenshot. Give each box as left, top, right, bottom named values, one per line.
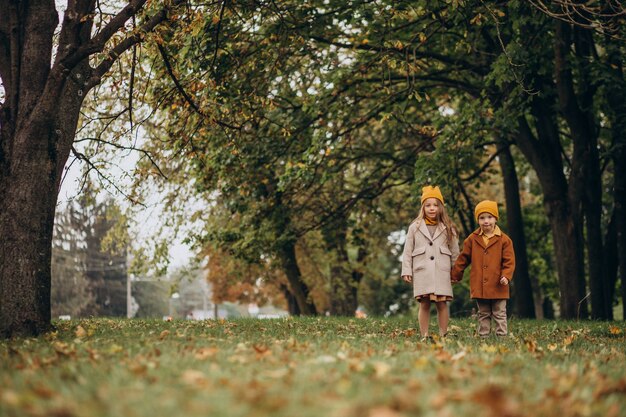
left=499, top=277, right=509, bottom=286
left=402, top=275, right=412, bottom=283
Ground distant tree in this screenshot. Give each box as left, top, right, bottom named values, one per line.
left=50, top=187, right=130, bottom=317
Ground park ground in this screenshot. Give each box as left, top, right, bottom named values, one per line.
left=1, top=317, right=625, bottom=417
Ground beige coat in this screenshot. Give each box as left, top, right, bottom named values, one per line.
left=401, top=220, right=460, bottom=298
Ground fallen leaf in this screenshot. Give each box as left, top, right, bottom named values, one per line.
left=180, top=369, right=210, bottom=387
left=31, top=384, right=56, bottom=399
left=471, top=384, right=520, bottom=417
left=195, top=347, right=218, bottom=360
left=372, top=361, right=391, bottom=377
left=368, top=406, right=402, bottom=417
left=75, top=326, right=87, bottom=338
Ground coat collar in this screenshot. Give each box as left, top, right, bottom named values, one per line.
left=418, top=220, right=447, bottom=242
left=471, top=227, right=501, bottom=249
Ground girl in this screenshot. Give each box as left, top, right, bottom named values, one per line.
left=401, top=186, right=459, bottom=339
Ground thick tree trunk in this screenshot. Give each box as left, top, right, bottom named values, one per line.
left=0, top=130, right=56, bottom=336
left=555, top=20, right=607, bottom=319
left=278, top=240, right=317, bottom=316
left=0, top=0, right=181, bottom=337
left=497, top=140, right=537, bottom=318
left=601, top=33, right=626, bottom=320
left=516, top=111, right=587, bottom=319
left=280, top=284, right=300, bottom=316
left=1, top=90, right=85, bottom=336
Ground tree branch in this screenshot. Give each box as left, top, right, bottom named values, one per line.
left=60, top=0, right=150, bottom=70
left=71, top=146, right=144, bottom=205
left=84, top=1, right=186, bottom=90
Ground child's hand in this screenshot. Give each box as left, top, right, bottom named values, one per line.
left=499, top=277, right=509, bottom=285
left=402, top=275, right=412, bottom=283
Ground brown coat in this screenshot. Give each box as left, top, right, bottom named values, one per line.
left=451, top=229, right=515, bottom=299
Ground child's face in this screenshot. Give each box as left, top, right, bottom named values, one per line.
left=478, top=213, right=496, bottom=233
left=423, top=198, right=440, bottom=219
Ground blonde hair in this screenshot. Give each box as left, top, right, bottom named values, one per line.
left=413, top=199, right=458, bottom=245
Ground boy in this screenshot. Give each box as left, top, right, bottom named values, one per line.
left=451, top=200, right=515, bottom=337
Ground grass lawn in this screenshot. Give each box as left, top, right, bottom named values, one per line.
left=1, top=317, right=625, bottom=417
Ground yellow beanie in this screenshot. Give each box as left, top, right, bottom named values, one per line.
left=421, top=186, right=444, bottom=205
left=474, top=200, right=499, bottom=221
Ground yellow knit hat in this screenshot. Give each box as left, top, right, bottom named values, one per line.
left=474, top=200, right=499, bottom=221
left=421, top=186, right=444, bottom=205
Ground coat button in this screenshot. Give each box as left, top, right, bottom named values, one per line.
left=429, top=242, right=433, bottom=246
left=430, top=256, right=434, bottom=260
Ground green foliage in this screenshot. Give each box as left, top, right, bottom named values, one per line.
left=75, top=0, right=626, bottom=316
left=1, top=318, right=625, bottom=417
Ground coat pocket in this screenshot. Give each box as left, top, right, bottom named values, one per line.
left=438, top=246, right=452, bottom=271
left=412, top=246, right=426, bottom=271
left=412, top=246, right=426, bottom=257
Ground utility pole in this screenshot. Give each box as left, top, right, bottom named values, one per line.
left=127, top=273, right=132, bottom=318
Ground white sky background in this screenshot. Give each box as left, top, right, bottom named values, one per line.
left=58, top=136, right=198, bottom=269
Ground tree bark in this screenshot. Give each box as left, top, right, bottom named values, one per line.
left=603, top=212, right=617, bottom=320
left=278, top=239, right=317, bottom=316
left=0, top=0, right=182, bottom=337
left=322, top=213, right=359, bottom=316
left=516, top=108, right=587, bottom=319
left=554, top=20, right=607, bottom=319
left=497, top=140, right=537, bottom=318
left=279, top=284, right=300, bottom=316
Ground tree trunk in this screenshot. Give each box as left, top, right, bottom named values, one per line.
left=603, top=212, right=617, bottom=320
left=614, top=113, right=626, bottom=322
left=280, top=284, right=300, bottom=316
left=278, top=240, right=317, bottom=316
left=497, top=140, right=537, bottom=318
left=601, top=30, right=626, bottom=320
left=0, top=0, right=183, bottom=337
left=0, top=127, right=57, bottom=336
left=516, top=110, right=587, bottom=319
left=322, top=213, right=358, bottom=316
left=554, top=20, right=607, bottom=319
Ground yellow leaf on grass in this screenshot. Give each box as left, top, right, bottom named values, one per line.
left=372, top=361, right=391, bottom=378
left=481, top=344, right=498, bottom=353
left=368, top=406, right=403, bottom=417
left=547, top=343, right=558, bottom=352
left=609, top=326, right=622, bottom=335
left=106, top=344, right=123, bottom=354
left=195, top=347, right=218, bottom=360
left=414, top=357, right=429, bottom=369
left=181, top=369, right=210, bottom=387
left=159, top=330, right=170, bottom=340
left=75, top=326, right=87, bottom=338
